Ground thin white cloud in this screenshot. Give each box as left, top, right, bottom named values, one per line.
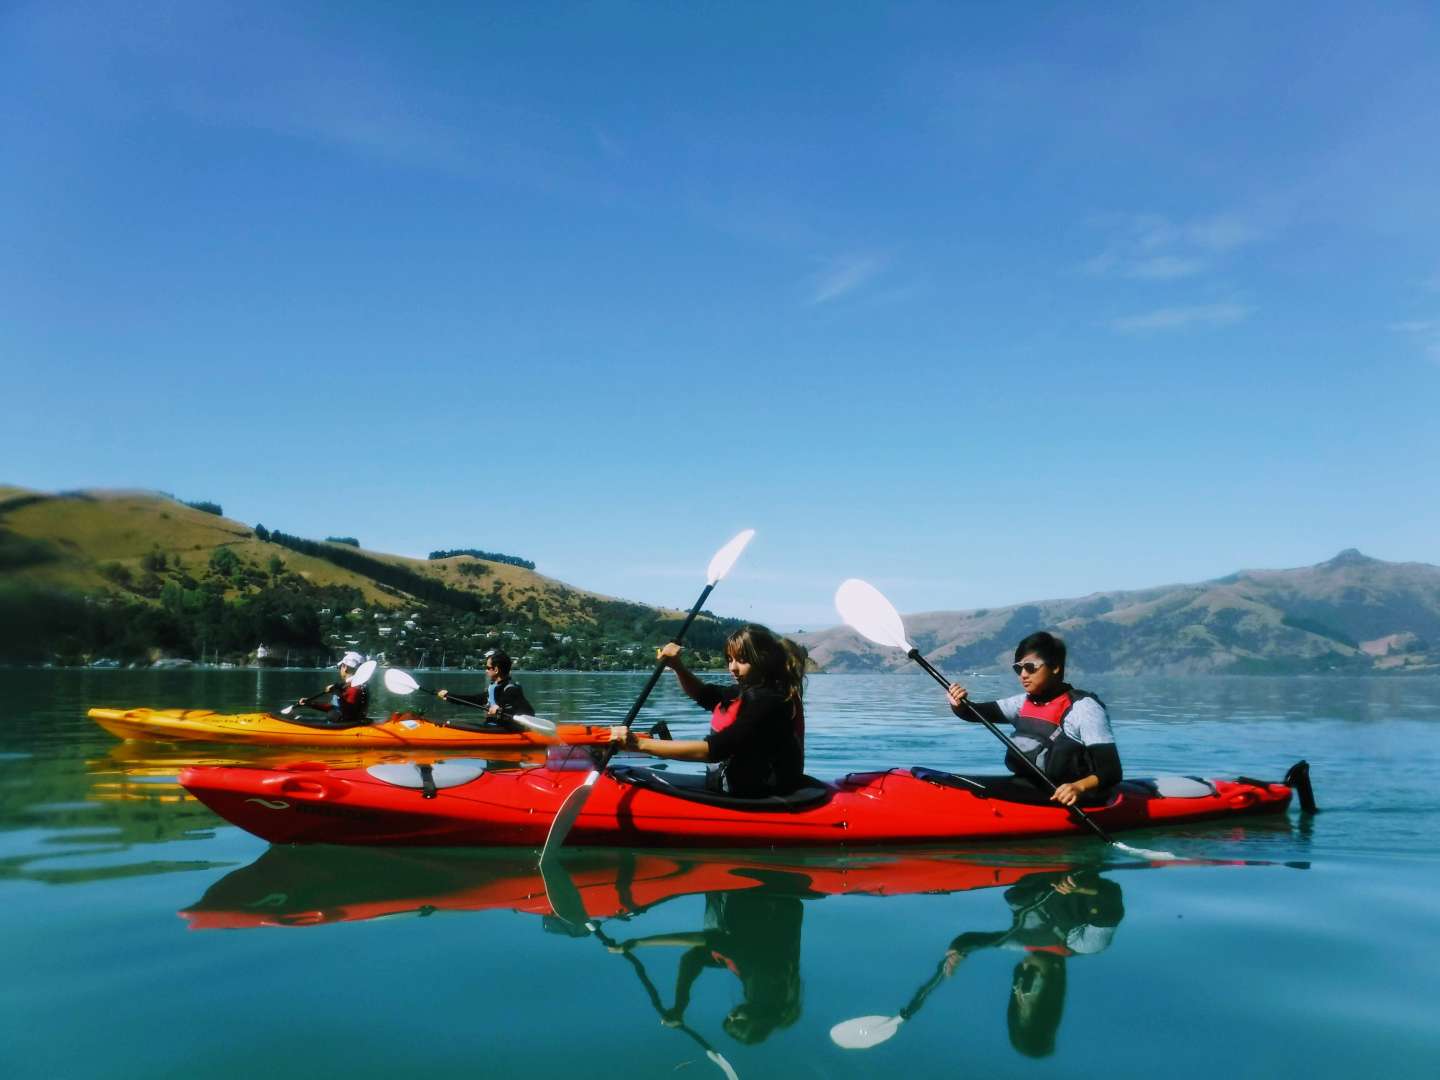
left=592, top=126, right=624, bottom=160
left=1129, top=255, right=1210, bottom=281
left=1084, top=212, right=1259, bottom=280
left=1112, top=303, right=1253, bottom=333
left=13, top=1, right=589, bottom=187
left=1390, top=319, right=1440, bottom=362
left=1185, top=215, right=1258, bottom=253
left=807, top=254, right=887, bottom=305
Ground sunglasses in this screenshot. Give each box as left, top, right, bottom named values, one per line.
left=1011, top=660, right=1047, bottom=676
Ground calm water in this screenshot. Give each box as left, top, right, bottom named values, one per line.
left=3, top=669, right=1439, bottom=1078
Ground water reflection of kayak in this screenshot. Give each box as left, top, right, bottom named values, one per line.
left=179, top=847, right=1079, bottom=931
left=179, top=758, right=1305, bottom=847
left=87, top=706, right=610, bottom=749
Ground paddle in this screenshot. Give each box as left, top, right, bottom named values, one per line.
left=280, top=660, right=378, bottom=716
left=830, top=881, right=1061, bottom=1050
left=540, top=857, right=739, bottom=1080
left=539, top=529, right=756, bottom=861
left=833, top=579, right=1174, bottom=860
left=382, top=667, right=559, bottom=740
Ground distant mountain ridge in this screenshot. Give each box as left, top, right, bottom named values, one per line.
left=799, top=550, right=1440, bottom=675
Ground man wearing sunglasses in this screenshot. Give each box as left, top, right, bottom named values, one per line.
left=945, top=632, right=1121, bottom=807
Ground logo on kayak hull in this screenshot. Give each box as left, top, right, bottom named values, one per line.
left=244, top=797, right=290, bottom=810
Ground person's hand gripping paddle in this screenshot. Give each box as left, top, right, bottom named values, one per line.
left=280, top=659, right=378, bottom=716
left=539, top=529, right=755, bottom=862
left=382, top=667, right=559, bottom=740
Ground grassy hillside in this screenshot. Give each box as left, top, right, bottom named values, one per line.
left=0, top=486, right=739, bottom=667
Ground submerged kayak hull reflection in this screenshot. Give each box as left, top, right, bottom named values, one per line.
left=179, top=761, right=1296, bottom=847
left=179, top=846, right=1081, bottom=930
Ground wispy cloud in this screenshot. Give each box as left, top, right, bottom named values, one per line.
left=14, top=1, right=591, bottom=188
left=806, top=253, right=887, bottom=305
left=1084, top=212, right=1259, bottom=280
left=1112, top=303, right=1253, bottom=333
left=592, top=126, right=625, bottom=160
left=1390, top=319, right=1440, bottom=362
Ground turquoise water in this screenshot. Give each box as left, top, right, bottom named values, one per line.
left=2, top=669, right=1438, bottom=1078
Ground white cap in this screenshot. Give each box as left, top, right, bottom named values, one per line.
left=339, top=651, right=365, bottom=670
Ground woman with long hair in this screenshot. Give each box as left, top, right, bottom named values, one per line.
left=611, top=623, right=807, bottom=797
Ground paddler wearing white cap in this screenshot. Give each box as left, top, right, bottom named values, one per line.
left=294, top=651, right=372, bottom=727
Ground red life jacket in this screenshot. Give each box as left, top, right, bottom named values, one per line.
left=336, top=683, right=369, bottom=723
left=1025, top=943, right=1076, bottom=957
left=1007, top=687, right=1100, bottom=782
left=710, top=692, right=805, bottom=749
left=1010, top=688, right=1101, bottom=744
left=710, top=695, right=744, bottom=734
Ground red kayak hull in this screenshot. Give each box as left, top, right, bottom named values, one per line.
left=179, top=761, right=1295, bottom=848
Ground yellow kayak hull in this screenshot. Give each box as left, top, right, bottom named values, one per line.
left=86, top=707, right=611, bottom=750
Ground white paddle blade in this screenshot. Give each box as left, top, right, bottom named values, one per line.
left=1112, top=839, right=1179, bottom=861
left=706, top=1050, right=740, bottom=1080
left=350, top=659, right=378, bottom=687
left=539, top=853, right=589, bottom=929
left=540, top=768, right=601, bottom=861
left=830, top=1014, right=904, bottom=1050
left=512, top=714, right=559, bottom=740
left=706, top=529, right=756, bottom=585
left=835, top=579, right=913, bottom=651
left=383, top=668, right=420, bottom=695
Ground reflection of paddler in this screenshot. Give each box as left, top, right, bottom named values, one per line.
left=944, top=870, right=1124, bottom=1058
left=610, top=871, right=808, bottom=1045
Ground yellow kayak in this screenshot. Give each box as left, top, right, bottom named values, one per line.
left=86, top=707, right=611, bottom=750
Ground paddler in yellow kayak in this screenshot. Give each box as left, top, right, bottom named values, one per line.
left=436, top=649, right=537, bottom=728
left=295, top=651, right=372, bottom=727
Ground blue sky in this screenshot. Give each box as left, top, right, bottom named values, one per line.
left=4, top=1, right=1438, bottom=628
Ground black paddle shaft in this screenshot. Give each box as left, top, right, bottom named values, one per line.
left=285, top=684, right=337, bottom=713
left=905, top=649, right=1116, bottom=844
left=620, top=582, right=716, bottom=729
left=589, top=924, right=727, bottom=1060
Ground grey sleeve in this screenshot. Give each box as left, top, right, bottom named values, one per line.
left=995, top=694, right=1026, bottom=721
left=954, top=693, right=1025, bottom=725
left=1065, top=924, right=1117, bottom=955
left=1062, top=698, right=1115, bottom=746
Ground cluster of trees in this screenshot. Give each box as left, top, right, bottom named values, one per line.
left=0, top=533, right=746, bottom=670
left=428, top=548, right=535, bottom=570
left=256, top=528, right=497, bottom=608
left=0, top=566, right=364, bottom=666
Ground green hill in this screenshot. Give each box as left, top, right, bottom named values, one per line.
left=0, top=486, right=741, bottom=668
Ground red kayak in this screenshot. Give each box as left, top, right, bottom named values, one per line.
left=179, top=757, right=1308, bottom=848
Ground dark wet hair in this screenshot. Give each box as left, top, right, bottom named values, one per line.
left=725, top=624, right=807, bottom=707
left=486, top=650, right=513, bottom=677
left=1007, top=952, right=1066, bottom=1058
left=1014, top=632, right=1066, bottom=677
left=723, top=997, right=802, bottom=1045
